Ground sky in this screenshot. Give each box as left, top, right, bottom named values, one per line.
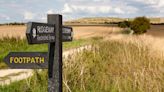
left=0, top=0, right=164, bottom=23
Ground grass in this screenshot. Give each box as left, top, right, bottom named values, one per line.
left=0, top=71, right=26, bottom=81
left=0, top=37, right=90, bottom=69
left=0, top=70, right=48, bottom=92
left=63, top=37, right=164, bottom=92
left=0, top=35, right=164, bottom=92
left=0, top=36, right=97, bottom=92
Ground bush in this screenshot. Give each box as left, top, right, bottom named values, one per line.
left=130, top=17, right=150, bottom=34
left=118, top=21, right=131, bottom=28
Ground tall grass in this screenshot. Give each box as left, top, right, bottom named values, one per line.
left=0, top=70, right=48, bottom=92
left=0, top=37, right=28, bottom=68
left=63, top=36, right=164, bottom=92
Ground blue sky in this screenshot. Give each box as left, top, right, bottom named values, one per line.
left=0, top=0, right=164, bottom=23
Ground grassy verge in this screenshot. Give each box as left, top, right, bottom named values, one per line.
left=0, top=70, right=48, bottom=92
left=0, top=37, right=97, bottom=92
left=63, top=39, right=164, bottom=92
left=1, top=36, right=163, bottom=92
left=0, top=37, right=90, bottom=69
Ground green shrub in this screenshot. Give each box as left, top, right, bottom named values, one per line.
left=130, top=17, right=150, bottom=34
left=118, top=21, right=131, bottom=28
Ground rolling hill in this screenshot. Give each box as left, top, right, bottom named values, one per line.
left=64, top=17, right=164, bottom=25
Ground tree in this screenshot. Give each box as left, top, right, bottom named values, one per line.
left=118, top=21, right=131, bottom=28
left=130, top=17, right=150, bottom=34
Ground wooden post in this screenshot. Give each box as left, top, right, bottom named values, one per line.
left=48, top=14, right=62, bottom=92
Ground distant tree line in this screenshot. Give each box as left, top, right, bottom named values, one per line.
left=104, top=21, right=119, bottom=24
left=151, top=23, right=164, bottom=25
left=0, top=22, right=25, bottom=26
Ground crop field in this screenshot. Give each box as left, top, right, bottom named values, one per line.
left=0, top=26, right=26, bottom=39
left=0, top=25, right=122, bottom=39
left=0, top=25, right=164, bottom=39
left=147, top=25, right=164, bottom=37
left=72, top=26, right=122, bottom=39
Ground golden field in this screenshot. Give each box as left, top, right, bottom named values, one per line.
left=0, top=25, right=164, bottom=39
left=0, top=26, right=26, bottom=39
left=0, top=25, right=122, bottom=39
left=65, top=17, right=164, bottom=24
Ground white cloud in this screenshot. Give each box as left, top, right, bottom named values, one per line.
left=62, top=3, right=73, bottom=14
left=0, top=14, right=10, bottom=20
left=62, top=3, right=112, bottom=14
left=23, top=11, right=35, bottom=20
left=114, top=8, right=125, bottom=14
left=93, top=0, right=101, bottom=1
left=41, top=16, right=46, bottom=22
left=133, top=0, right=164, bottom=15
left=99, top=6, right=112, bottom=13
left=47, top=9, right=54, bottom=14
left=62, top=3, right=138, bottom=15
left=135, top=0, right=164, bottom=8
left=6, top=16, right=10, bottom=20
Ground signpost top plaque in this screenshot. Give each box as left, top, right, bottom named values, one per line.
left=26, top=22, right=56, bottom=44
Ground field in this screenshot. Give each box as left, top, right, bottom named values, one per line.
left=0, top=25, right=122, bottom=39
left=62, top=35, right=164, bottom=92
left=0, top=25, right=164, bottom=92
left=0, top=24, right=164, bottom=39
left=72, top=25, right=122, bottom=39
left=0, top=25, right=164, bottom=39
left=147, top=25, right=164, bottom=37
left=0, top=26, right=25, bottom=39
left=65, top=17, right=164, bottom=24
left=0, top=35, right=164, bottom=92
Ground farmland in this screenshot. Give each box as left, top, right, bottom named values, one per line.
left=65, top=17, right=164, bottom=24
left=0, top=25, right=122, bottom=39
left=0, top=26, right=25, bottom=39
left=0, top=24, right=164, bottom=39
left=147, top=25, right=164, bottom=37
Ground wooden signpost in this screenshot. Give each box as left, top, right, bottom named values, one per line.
left=4, top=14, right=73, bottom=92
left=47, top=14, right=62, bottom=92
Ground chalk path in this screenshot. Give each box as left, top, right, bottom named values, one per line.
left=0, top=45, right=92, bottom=85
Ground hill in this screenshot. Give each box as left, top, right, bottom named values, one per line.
left=64, top=17, right=164, bottom=25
